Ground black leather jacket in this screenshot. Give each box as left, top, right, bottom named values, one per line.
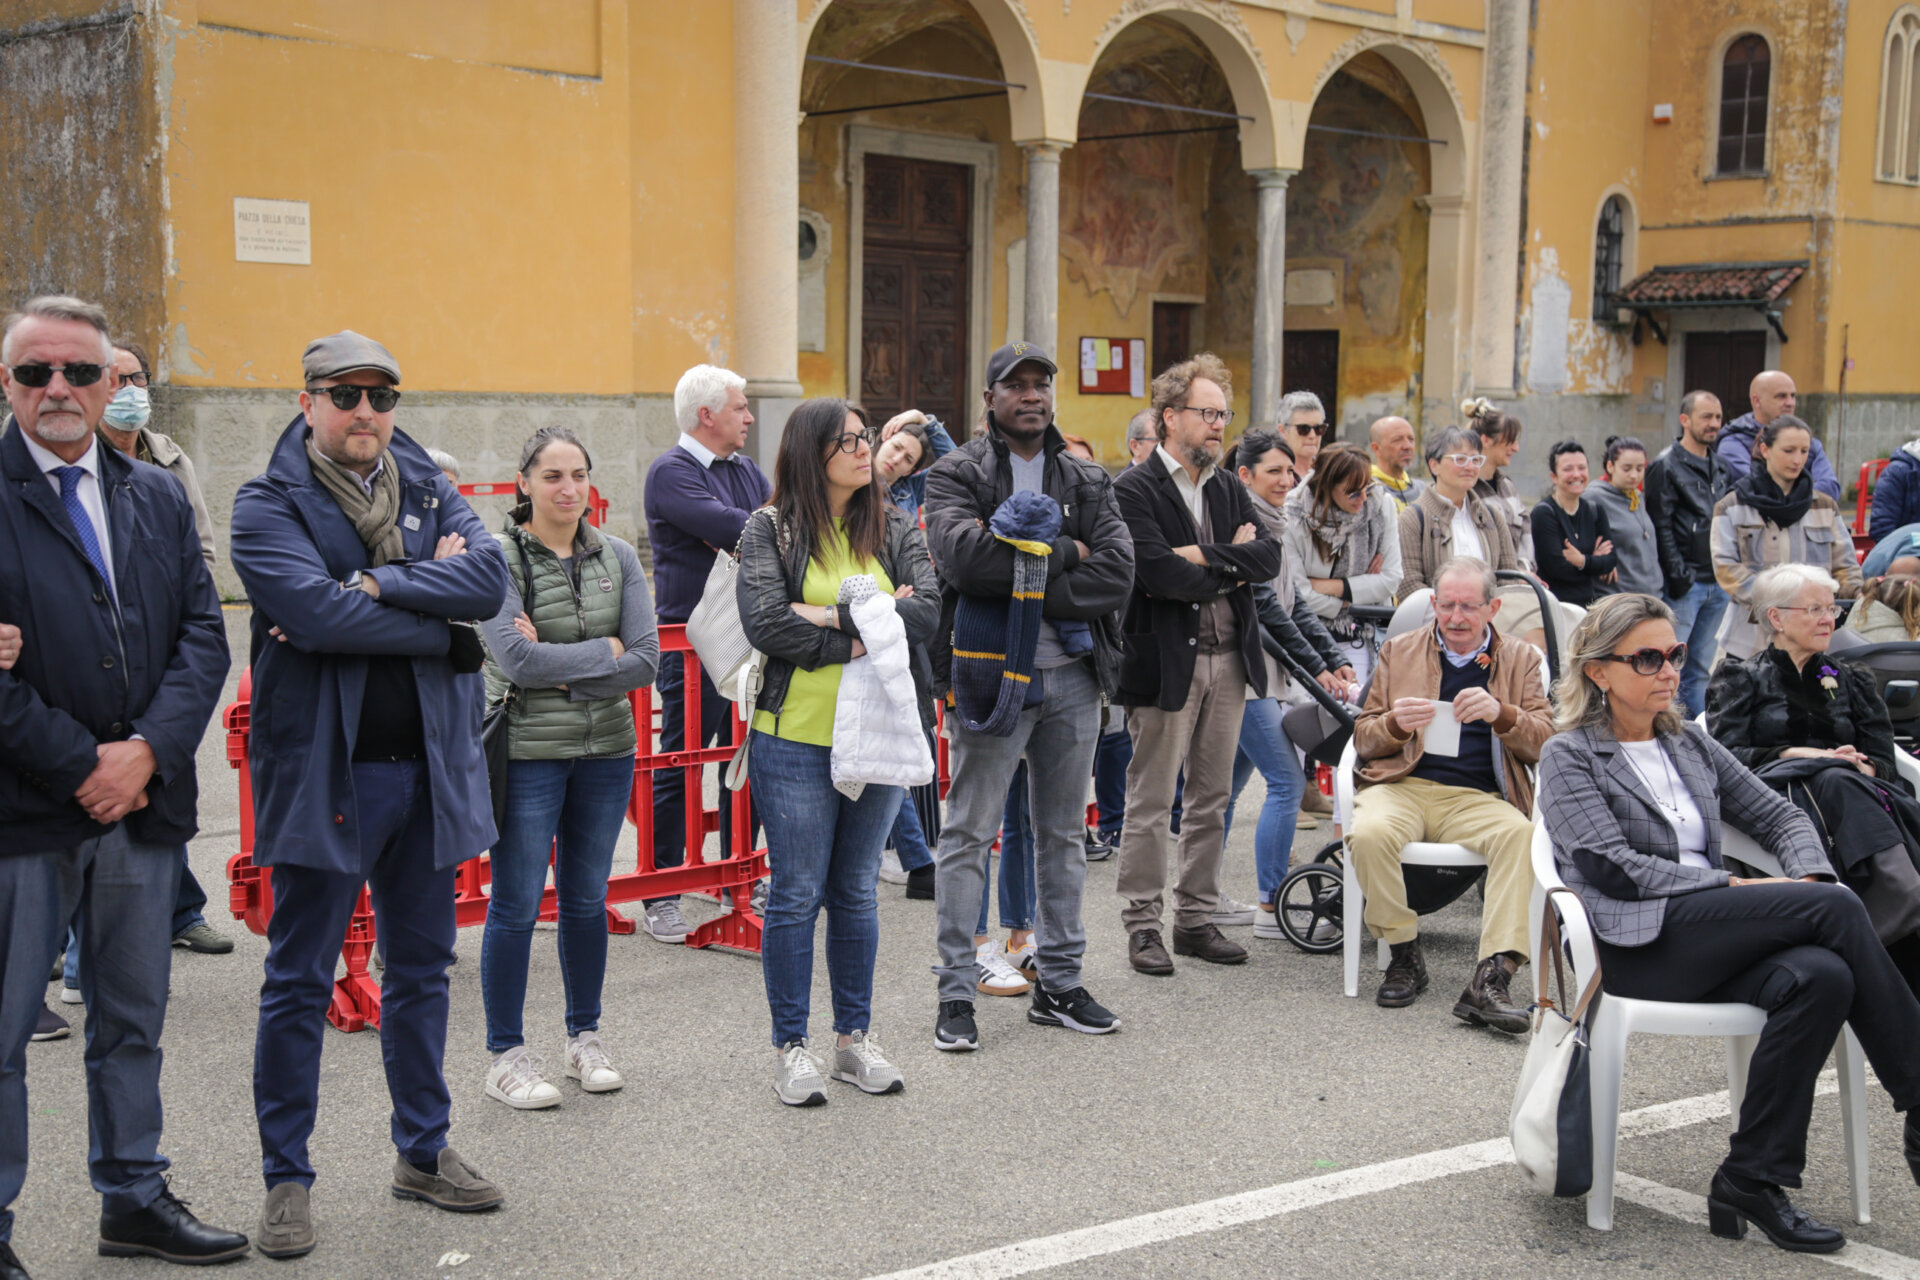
left=736, top=504, right=942, bottom=729
left=1645, top=440, right=1731, bottom=594
left=1705, top=647, right=1903, bottom=789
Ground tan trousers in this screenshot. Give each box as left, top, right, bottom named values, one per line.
left=1116, top=649, right=1247, bottom=932
left=1347, top=775, right=1534, bottom=960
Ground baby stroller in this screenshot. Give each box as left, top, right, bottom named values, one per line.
left=1269, top=571, right=1572, bottom=954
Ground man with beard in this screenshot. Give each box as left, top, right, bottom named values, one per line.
left=925, top=343, right=1134, bottom=1052
left=1112, top=353, right=1282, bottom=975
left=1645, top=390, right=1733, bottom=718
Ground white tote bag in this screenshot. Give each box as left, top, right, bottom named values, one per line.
left=1510, top=887, right=1602, bottom=1198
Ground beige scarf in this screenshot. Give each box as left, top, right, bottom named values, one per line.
left=305, top=437, right=405, bottom=567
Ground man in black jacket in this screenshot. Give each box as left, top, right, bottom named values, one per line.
left=924, top=343, right=1135, bottom=1052
left=1645, top=389, right=1731, bottom=718
left=0, top=296, right=242, bottom=1275
left=1113, top=353, right=1283, bottom=975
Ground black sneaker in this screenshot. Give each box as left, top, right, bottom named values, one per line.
left=1083, top=828, right=1115, bottom=862
left=905, top=864, right=936, bottom=901
left=31, top=1004, right=69, bottom=1042
left=1028, top=985, right=1120, bottom=1034
left=935, top=1000, right=978, bottom=1052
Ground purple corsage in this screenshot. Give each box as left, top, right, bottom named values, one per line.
left=1818, top=663, right=1840, bottom=698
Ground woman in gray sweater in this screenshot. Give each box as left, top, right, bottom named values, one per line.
left=1587, top=435, right=1662, bottom=597
left=479, top=426, right=659, bottom=1111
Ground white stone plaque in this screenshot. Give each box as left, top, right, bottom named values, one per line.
left=233, top=198, right=311, bottom=265
left=1285, top=268, right=1337, bottom=308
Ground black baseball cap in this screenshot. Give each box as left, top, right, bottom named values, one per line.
left=985, top=341, right=1058, bottom=387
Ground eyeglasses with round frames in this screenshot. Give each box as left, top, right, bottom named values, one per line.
left=307, top=384, right=401, bottom=413
left=1599, top=644, right=1688, bottom=676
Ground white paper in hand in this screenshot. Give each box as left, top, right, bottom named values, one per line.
left=1423, top=700, right=1461, bottom=757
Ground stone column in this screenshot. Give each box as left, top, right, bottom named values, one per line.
left=1020, top=142, right=1066, bottom=355
left=1471, top=0, right=1528, bottom=395
left=1249, top=168, right=1297, bottom=430
left=734, top=0, right=802, bottom=469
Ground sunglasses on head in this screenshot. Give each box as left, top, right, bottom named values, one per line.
left=9, top=362, right=106, bottom=389
left=308, top=384, right=401, bottom=413
left=1599, top=644, right=1687, bottom=676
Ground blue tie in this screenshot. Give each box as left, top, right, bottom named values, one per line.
left=53, top=466, right=114, bottom=602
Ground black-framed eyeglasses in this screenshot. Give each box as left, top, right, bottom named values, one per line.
left=308, top=384, right=401, bottom=413
left=113, top=369, right=149, bottom=389
left=9, top=362, right=106, bottom=389
left=1178, top=405, right=1235, bottom=427
left=1599, top=644, right=1687, bottom=676
left=830, top=430, right=874, bottom=456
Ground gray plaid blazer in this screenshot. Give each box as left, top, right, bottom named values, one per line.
left=1537, top=723, right=1832, bottom=946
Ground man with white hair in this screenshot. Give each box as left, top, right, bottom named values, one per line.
left=641, top=365, right=770, bottom=941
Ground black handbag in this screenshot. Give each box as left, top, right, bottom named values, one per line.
left=481, top=535, right=534, bottom=833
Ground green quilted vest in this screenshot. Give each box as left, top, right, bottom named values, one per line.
left=484, top=523, right=637, bottom=760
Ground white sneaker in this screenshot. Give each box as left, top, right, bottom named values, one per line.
left=1253, top=904, right=1284, bottom=939
left=975, top=940, right=1032, bottom=997
left=643, top=899, right=690, bottom=943
left=58, top=986, right=82, bottom=1005
left=1006, top=937, right=1038, bottom=981
left=485, top=1046, right=561, bottom=1110
left=774, top=1040, right=828, bottom=1107
left=1211, top=896, right=1258, bottom=927
left=831, top=1030, right=905, bottom=1095
left=565, top=1031, right=624, bottom=1093
left=878, top=849, right=909, bottom=885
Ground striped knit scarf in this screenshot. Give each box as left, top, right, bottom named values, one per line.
left=949, top=489, right=1062, bottom=736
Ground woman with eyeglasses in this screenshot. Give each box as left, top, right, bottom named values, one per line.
left=1586, top=435, right=1663, bottom=597
left=1539, top=592, right=1920, bottom=1254
left=1283, top=443, right=1402, bottom=687
left=1463, top=398, right=1533, bottom=569
left=1705, top=563, right=1920, bottom=996
left=1396, top=425, right=1516, bottom=599
left=1529, top=440, right=1617, bottom=608
left=737, top=398, right=939, bottom=1105
left=1712, top=415, right=1859, bottom=661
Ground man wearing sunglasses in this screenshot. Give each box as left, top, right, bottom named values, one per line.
left=1348, top=557, right=1552, bottom=1033
left=229, top=331, right=510, bottom=1259
left=0, top=295, right=241, bottom=1273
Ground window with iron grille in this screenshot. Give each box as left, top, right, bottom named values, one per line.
left=1718, top=34, right=1770, bottom=176
left=1593, top=197, right=1625, bottom=321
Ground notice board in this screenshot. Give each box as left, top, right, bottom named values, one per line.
left=1079, top=337, right=1146, bottom=397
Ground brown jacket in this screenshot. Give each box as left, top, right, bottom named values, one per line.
left=1396, top=485, right=1518, bottom=600
left=1352, top=623, right=1553, bottom=815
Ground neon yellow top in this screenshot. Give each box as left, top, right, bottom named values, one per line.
left=752, top=520, right=893, bottom=746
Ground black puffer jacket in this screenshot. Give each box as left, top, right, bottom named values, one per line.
left=736, top=503, right=942, bottom=729
left=922, top=420, right=1134, bottom=698
left=1706, top=647, right=1904, bottom=791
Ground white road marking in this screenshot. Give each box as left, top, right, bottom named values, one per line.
left=863, top=1075, right=1908, bottom=1280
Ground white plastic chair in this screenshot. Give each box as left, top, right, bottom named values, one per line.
left=1527, top=824, right=1869, bottom=1230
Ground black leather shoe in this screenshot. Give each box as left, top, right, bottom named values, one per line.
left=0, top=1240, right=31, bottom=1280
left=1453, top=956, right=1531, bottom=1034
left=1128, top=928, right=1174, bottom=975
left=1376, top=939, right=1428, bottom=1007
left=1904, top=1112, right=1919, bottom=1188
left=904, top=864, right=936, bottom=901
left=1707, top=1170, right=1845, bottom=1253
left=1171, top=922, right=1247, bottom=965
left=99, top=1186, right=249, bottom=1265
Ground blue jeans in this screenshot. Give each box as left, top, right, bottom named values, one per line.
left=748, top=732, right=901, bottom=1047
left=254, top=762, right=457, bottom=1188
left=480, top=755, right=633, bottom=1054
left=651, top=650, right=751, bottom=902
left=977, top=761, right=1037, bottom=935
left=1223, top=698, right=1305, bottom=904
left=1, top=826, right=180, bottom=1241
left=1668, top=577, right=1730, bottom=719
left=1093, top=724, right=1131, bottom=839
left=886, top=728, right=940, bottom=873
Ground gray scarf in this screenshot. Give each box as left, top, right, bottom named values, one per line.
left=306, top=437, right=405, bottom=567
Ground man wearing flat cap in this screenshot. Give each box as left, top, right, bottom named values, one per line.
left=229, top=331, right=510, bottom=1259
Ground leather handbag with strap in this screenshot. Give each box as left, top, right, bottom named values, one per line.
left=1510, top=886, right=1603, bottom=1198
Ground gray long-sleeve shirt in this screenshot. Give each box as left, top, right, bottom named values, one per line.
left=1587, top=481, right=1663, bottom=597
left=480, top=532, right=660, bottom=701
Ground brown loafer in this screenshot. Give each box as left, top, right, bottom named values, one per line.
left=390, top=1148, right=503, bottom=1213
left=1452, top=955, right=1530, bottom=1033
left=1171, top=923, right=1247, bottom=965
left=1128, top=928, right=1174, bottom=975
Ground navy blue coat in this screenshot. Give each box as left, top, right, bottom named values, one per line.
left=1869, top=447, right=1920, bottom=544
left=230, top=416, right=509, bottom=873
left=0, top=421, right=228, bottom=854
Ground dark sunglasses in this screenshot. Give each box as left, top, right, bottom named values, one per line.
left=1599, top=644, right=1687, bottom=676
left=9, top=362, right=106, bottom=388
left=308, top=384, right=401, bottom=413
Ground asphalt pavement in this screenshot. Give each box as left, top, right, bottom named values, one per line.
left=12, top=607, right=1918, bottom=1279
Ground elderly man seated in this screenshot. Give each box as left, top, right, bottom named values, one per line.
left=1348, top=557, right=1552, bottom=1030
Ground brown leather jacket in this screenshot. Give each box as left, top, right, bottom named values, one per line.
left=1352, top=623, right=1554, bottom=815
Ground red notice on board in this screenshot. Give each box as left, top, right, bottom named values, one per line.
left=1079, top=337, right=1146, bottom=396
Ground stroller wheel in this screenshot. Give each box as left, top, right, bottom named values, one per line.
left=1310, top=839, right=1343, bottom=867
left=1275, top=863, right=1344, bottom=954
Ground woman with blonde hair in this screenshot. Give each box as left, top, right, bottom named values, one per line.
left=1539, top=592, right=1920, bottom=1253
left=1847, top=572, right=1920, bottom=643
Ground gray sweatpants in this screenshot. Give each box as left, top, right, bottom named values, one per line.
left=932, top=660, right=1101, bottom=1004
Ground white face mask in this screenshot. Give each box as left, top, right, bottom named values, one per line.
left=103, top=383, right=151, bottom=430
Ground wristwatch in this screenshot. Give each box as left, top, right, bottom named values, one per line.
left=342, top=570, right=364, bottom=591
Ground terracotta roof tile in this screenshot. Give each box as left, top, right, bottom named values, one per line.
left=1615, top=261, right=1806, bottom=307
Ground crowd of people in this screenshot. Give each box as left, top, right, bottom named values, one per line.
left=3, top=289, right=1920, bottom=1277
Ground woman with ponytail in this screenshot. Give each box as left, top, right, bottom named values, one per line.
left=1462, top=398, right=1532, bottom=569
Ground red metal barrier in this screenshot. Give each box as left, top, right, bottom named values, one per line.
left=225, top=625, right=766, bottom=1033
left=457, top=481, right=609, bottom=528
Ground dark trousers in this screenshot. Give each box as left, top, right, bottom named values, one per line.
left=650, top=650, right=750, bottom=900
left=1, top=827, right=180, bottom=1241
left=1598, top=882, right=1920, bottom=1187
left=254, top=762, right=457, bottom=1188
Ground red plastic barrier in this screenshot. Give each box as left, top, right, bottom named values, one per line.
left=456, top=481, right=608, bottom=528
left=1855, top=459, right=1890, bottom=536
left=226, top=625, right=766, bottom=1033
